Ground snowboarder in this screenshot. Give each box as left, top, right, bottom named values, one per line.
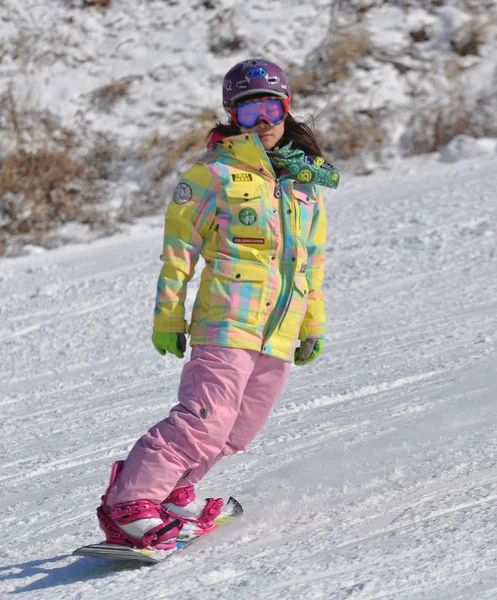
left=97, top=58, right=340, bottom=550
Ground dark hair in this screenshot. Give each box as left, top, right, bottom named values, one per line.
left=280, top=114, right=323, bottom=157
left=208, top=113, right=323, bottom=158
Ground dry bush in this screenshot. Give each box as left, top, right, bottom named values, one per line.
left=402, top=91, right=497, bottom=156
left=210, top=33, right=246, bottom=55
left=403, top=105, right=470, bottom=156
left=114, top=109, right=219, bottom=221
left=317, top=28, right=371, bottom=82
left=330, top=0, right=402, bottom=20
left=92, top=78, right=132, bottom=111
left=0, top=137, right=115, bottom=243
left=208, top=9, right=247, bottom=56
left=0, top=81, right=218, bottom=254
left=11, top=25, right=76, bottom=70
left=0, top=151, right=81, bottom=235
left=450, top=18, right=488, bottom=57
left=136, top=132, right=168, bottom=163
left=356, top=2, right=376, bottom=15
left=289, top=28, right=371, bottom=100
left=423, top=0, right=447, bottom=7
left=409, top=27, right=430, bottom=43
left=83, top=0, right=112, bottom=7
left=0, top=85, right=77, bottom=155
left=150, top=109, right=218, bottom=183
left=12, top=31, right=38, bottom=64
left=460, top=0, right=495, bottom=13
left=0, top=42, right=7, bottom=64
left=402, top=57, right=497, bottom=156
left=336, top=1, right=380, bottom=16
left=0, top=87, right=118, bottom=254
left=315, top=106, right=384, bottom=161
left=288, top=71, right=320, bottom=98
left=84, top=134, right=116, bottom=181
left=444, top=55, right=466, bottom=80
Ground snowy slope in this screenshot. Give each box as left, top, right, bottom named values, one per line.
left=3, top=0, right=497, bottom=256
left=1, top=150, right=497, bottom=599
left=0, top=0, right=332, bottom=145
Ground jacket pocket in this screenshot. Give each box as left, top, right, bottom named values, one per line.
left=277, top=273, right=309, bottom=339
left=293, top=186, right=318, bottom=238
left=208, top=259, right=269, bottom=330
left=223, top=190, right=267, bottom=250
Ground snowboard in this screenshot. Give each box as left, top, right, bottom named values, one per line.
left=73, top=496, right=243, bottom=565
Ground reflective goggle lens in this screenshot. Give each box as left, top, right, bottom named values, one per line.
left=234, top=97, right=286, bottom=128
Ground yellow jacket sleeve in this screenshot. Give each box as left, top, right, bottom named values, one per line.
left=299, top=187, right=327, bottom=340
left=153, top=163, right=217, bottom=333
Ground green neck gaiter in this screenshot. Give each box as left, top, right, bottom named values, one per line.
left=266, top=143, right=340, bottom=189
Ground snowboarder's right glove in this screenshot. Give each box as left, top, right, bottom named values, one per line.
left=152, top=332, right=187, bottom=358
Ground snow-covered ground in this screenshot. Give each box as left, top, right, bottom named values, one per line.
left=3, top=0, right=495, bottom=155
left=1, top=147, right=497, bottom=599
left=3, top=0, right=497, bottom=256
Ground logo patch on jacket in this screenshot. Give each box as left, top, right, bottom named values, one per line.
left=232, top=173, right=253, bottom=182
left=233, top=237, right=265, bottom=244
left=173, top=182, right=193, bottom=204
left=238, top=207, right=257, bottom=225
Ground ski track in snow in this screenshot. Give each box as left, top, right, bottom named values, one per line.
left=1, top=154, right=497, bottom=599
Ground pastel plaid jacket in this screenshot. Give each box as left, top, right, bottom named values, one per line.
left=154, top=132, right=330, bottom=362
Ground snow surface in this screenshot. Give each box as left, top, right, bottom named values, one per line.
left=1, top=148, right=497, bottom=599
left=4, top=0, right=497, bottom=258
left=0, top=0, right=332, bottom=145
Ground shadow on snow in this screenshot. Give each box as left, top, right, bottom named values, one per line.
left=1, top=553, right=146, bottom=593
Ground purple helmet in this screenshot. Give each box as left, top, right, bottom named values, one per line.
left=222, top=59, right=291, bottom=108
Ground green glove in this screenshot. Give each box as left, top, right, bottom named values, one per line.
left=294, top=338, right=323, bottom=366
left=152, top=332, right=187, bottom=358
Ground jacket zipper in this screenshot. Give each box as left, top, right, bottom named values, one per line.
left=262, top=177, right=293, bottom=350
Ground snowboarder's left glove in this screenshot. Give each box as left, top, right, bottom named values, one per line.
left=152, top=332, right=187, bottom=358
left=294, top=338, right=323, bottom=366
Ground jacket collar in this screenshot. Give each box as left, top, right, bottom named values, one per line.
left=210, top=133, right=276, bottom=178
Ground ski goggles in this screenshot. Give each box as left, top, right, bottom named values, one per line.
left=231, top=96, right=290, bottom=128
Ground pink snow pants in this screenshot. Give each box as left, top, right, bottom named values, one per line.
left=106, top=345, right=290, bottom=506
